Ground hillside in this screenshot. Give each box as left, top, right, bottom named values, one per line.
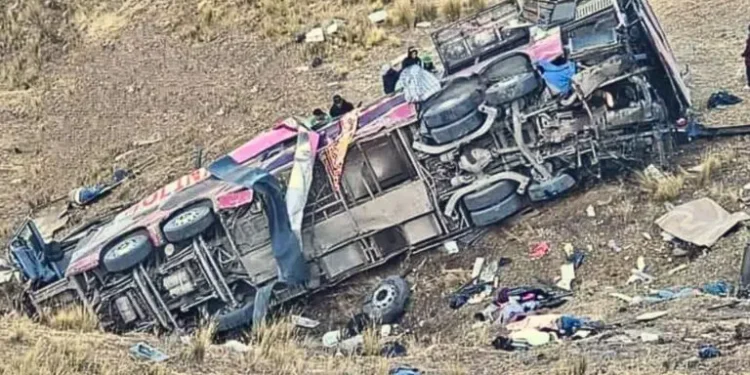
left=2, top=0, right=750, bottom=374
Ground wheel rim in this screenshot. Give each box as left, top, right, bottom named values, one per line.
left=105, top=236, right=140, bottom=261
left=372, top=284, right=398, bottom=310
left=172, top=209, right=202, bottom=228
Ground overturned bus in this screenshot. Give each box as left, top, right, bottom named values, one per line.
left=6, top=0, right=689, bottom=334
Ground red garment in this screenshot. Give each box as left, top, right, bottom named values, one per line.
left=743, top=36, right=750, bottom=66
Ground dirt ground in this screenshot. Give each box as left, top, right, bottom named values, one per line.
left=3, top=0, right=750, bottom=374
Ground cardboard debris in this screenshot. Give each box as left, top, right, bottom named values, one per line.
left=471, top=258, right=485, bottom=280
left=556, top=263, right=575, bottom=291
left=655, top=198, right=750, bottom=247
left=305, top=28, right=325, bottom=43
left=443, top=240, right=459, bottom=255
left=586, top=205, right=596, bottom=217
left=509, top=329, right=553, bottom=347
left=368, top=10, right=387, bottom=24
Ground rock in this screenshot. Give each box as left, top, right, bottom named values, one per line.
left=416, top=21, right=432, bottom=28
left=642, top=232, right=652, bottom=241
left=305, top=28, right=325, bottom=43
left=368, top=10, right=387, bottom=24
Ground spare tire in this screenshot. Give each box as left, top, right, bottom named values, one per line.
left=163, top=203, right=215, bottom=243
left=362, top=276, right=410, bottom=324
left=468, top=193, right=526, bottom=227
left=101, top=231, right=153, bottom=273
left=428, top=109, right=486, bottom=145
left=421, top=76, right=484, bottom=129
left=485, top=73, right=540, bottom=107
left=463, top=181, right=518, bottom=211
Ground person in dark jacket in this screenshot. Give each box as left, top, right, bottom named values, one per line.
left=381, top=63, right=400, bottom=95
left=743, top=24, right=750, bottom=89
left=329, top=94, right=354, bottom=118
left=401, top=46, right=422, bottom=69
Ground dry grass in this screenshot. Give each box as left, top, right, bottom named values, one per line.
left=46, top=305, right=99, bottom=333
left=467, top=0, right=488, bottom=13
left=414, top=0, right=439, bottom=23
left=364, top=27, right=387, bottom=48
left=440, top=0, right=462, bottom=21
left=72, top=0, right=149, bottom=41
left=695, top=151, right=723, bottom=186
left=389, top=0, right=416, bottom=28
left=0, top=337, right=102, bottom=375
left=182, top=320, right=216, bottom=363
left=361, top=327, right=380, bottom=356
left=636, top=170, right=685, bottom=201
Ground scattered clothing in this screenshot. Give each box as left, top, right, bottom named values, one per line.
left=381, top=64, right=401, bottom=95
left=395, top=64, right=441, bottom=103
left=537, top=59, right=576, bottom=95
left=706, top=90, right=743, bottom=109
left=389, top=367, right=421, bottom=375
left=129, top=343, right=168, bottom=362
left=329, top=95, right=355, bottom=118
left=69, top=168, right=130, bottom=206
left=529, top=242, right=550, bottom=260
left=380, top=341, right=408, bottom=357
left=449, top=282, right=491, bottom=309
left=702, top=281, right=732, bottom=297
left=699, top=344, right=721, bottom=359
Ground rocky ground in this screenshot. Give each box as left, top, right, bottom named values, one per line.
left=2, top=0, right=750, bottom=374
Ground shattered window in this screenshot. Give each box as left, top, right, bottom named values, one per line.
left=469, top=28, right=499, bottom=50
left=441, top=40, right=471, bottom=63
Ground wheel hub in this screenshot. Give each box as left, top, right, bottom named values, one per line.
left=173, top=210, right=200, bottom=227
left=372, top=284, right=397, bottom=309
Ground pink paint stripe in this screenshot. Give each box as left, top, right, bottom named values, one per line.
left=229, top=120, right=299, bottom=163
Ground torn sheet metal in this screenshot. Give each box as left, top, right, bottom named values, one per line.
left=285, top=123, right=321, bottom=245
left=655, top=198, right=750, bottom=247
left=33, top=206, right=69, bottom=242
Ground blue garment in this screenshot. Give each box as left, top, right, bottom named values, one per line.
left=702, top=281, right=731, bottom=297
left=537, top=60, right=576, bottom=95
left=208, top=155, right=310, bottom=286
left=208, top=155, right=311, bottom=327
